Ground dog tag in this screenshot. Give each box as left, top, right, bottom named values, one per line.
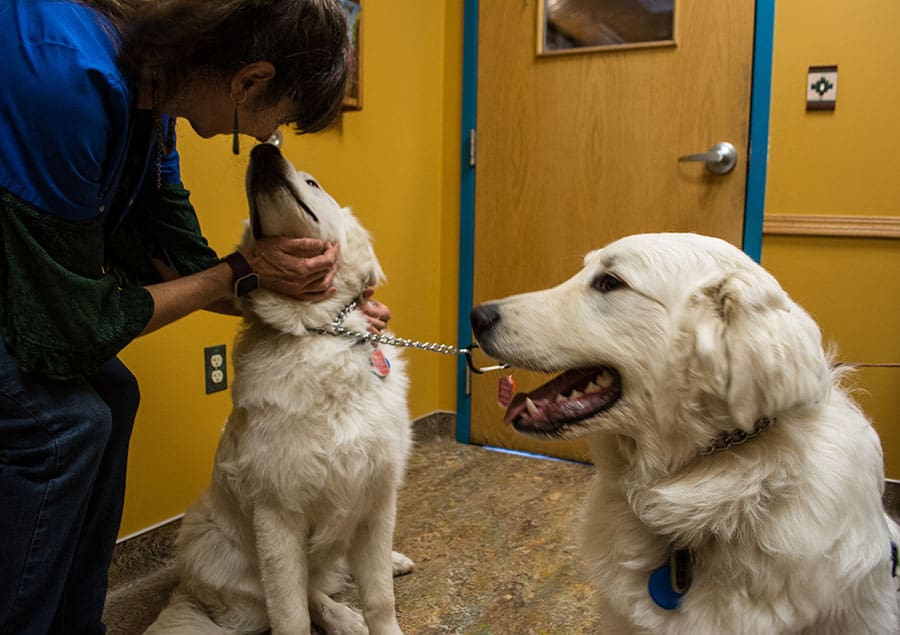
left=370, top=349, right=391, bottom=378
left=498, top=374, right=515, bottom=408
left=648, top=550, right=692, bottom=611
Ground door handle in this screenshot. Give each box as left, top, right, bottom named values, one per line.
left=678, top=142, right=737, bottom=175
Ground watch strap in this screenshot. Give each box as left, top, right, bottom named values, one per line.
left=222, top=251, right=259, bottom=297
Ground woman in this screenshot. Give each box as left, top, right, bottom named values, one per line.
left=0, top=1, right=388, bottom=632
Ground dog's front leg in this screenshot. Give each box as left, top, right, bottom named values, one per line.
left=348, top=495, right=403, bottom=635
left=253, top=504, right=311, bottom=635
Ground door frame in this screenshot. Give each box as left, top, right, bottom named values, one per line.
left=455, top=0, right=775, bottom=444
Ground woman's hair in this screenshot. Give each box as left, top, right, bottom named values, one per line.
left=84, top=0, right=350, bottom=133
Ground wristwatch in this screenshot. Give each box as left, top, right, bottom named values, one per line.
left=223, top=251, right=260, bottom=298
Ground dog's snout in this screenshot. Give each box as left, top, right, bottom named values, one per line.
left=471, top=303, right=501, bottom=337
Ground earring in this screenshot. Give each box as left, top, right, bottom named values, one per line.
left=232, top=100, right=240, bottom=155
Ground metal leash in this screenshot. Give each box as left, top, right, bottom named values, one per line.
left=310, top=301, right=509, bottom=375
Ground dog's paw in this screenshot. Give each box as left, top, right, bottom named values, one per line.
left=318, top=601, right=368, bottom=635
left=390, top=551, right=415, bottom=576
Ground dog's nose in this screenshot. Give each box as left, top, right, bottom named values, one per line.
left=250, top=143, right=281, bottom=159
left=470, top=303, right=501, bottom=337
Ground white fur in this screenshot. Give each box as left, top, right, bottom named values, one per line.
left=473, top=233, right=900, bottom=634
left=145, top=151, right=412, bottom=635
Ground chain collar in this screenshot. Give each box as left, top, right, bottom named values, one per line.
left=310, top=301, right=461, bottom=355
left=699, top=416, right=776, bottom=456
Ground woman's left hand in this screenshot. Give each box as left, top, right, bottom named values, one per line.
left=360, top=288, right=391, bottom=333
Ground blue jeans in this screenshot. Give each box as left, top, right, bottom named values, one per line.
left=0, top=342, right=140, bottom=635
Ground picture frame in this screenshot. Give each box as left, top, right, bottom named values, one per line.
left=339, top=0, right=362, bottom=110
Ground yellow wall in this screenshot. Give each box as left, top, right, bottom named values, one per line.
left=119, top=0, right=464, bottom=537
left=761, top=0, right=900, bottom=477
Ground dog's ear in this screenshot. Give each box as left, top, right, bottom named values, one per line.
left=685, top=268, right=831, bottom=429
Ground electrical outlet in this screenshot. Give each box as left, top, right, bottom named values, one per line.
left=204, top=344, right=227, bottom=394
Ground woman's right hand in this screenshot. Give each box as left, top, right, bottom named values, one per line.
left=246, top=237, right=340, bottom=301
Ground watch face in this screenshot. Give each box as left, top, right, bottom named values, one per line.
left=235, top=273, right=260, bottom=297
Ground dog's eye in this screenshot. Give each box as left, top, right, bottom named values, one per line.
left=592, top=273, right=626, bottom=293
left=305, top=179, right=320, bottom=189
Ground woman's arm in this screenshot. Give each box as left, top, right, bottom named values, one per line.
left=151, top=255, right=239, bottom=316
left=142, top=236, right=340, bottom=333
left=141, top=261, right=235, bottom=334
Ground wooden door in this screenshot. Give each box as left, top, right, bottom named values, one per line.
left=470, top=0, right=756, bottom=461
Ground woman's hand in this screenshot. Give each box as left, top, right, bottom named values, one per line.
left=360, top=288, right=392, bottom=333
left=247, top=237, right=340, bottom=301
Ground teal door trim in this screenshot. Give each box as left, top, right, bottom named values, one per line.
left=743, top=0, right=775, bottom=262
left=455, top=0, right=775, bottom=443
left=455, top=0, right=478, bottom=444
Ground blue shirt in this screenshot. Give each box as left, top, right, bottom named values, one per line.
left=0, top=0, right=180, bottom=222
left=0, top=0, right=214, bottom=379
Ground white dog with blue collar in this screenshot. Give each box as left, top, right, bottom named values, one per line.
left=472, top=233, right=900, bottom=634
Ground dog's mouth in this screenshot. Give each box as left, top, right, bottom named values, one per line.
left=287, top=189, right=319, bottom=223
left=503, top=367, right=621, bottom=435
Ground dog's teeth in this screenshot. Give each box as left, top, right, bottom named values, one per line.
left=584, top=381, right=601, bottom=394
left=555, top=394, right=567, bottom=403
left=569, top=389, right=583, bottom=399
left=595, top=372, right=614, bottom=388
left=526, top=397, right=539, bottom=415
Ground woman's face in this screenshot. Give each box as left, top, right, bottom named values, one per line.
left=187, top=96, right=295, bottom=143
left=170, top=63, right=294, bottom=142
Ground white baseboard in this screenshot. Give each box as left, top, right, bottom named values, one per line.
left=116, top=513, right=183, bottom=544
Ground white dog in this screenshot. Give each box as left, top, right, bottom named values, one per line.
left=145, top=144, right=412, bottom=635
left=470, top=233, right=900, bottom=634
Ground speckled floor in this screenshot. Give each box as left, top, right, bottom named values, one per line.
left=102, top=414, right=600, bottom=634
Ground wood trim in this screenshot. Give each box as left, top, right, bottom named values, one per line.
left=537, top=39, right=676, bottom=57
left=763, top=214, right=900, bottom=239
